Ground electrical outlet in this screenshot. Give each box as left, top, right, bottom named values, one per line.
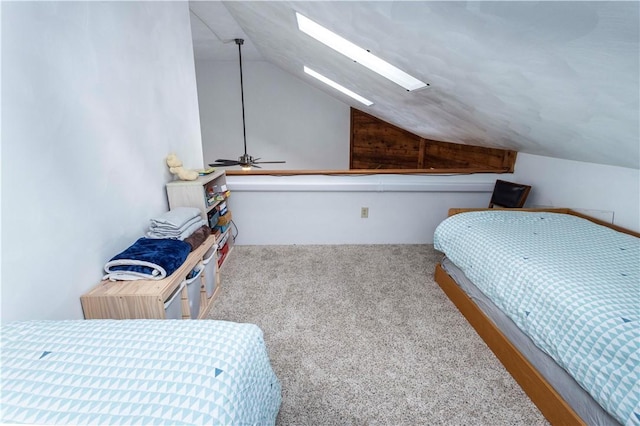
left=361, top=207, right=369, bottom=218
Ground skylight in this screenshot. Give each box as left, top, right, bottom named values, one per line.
left=296, top=12, right=427, bottom=91
left=303, top=66, right=373, bottom=106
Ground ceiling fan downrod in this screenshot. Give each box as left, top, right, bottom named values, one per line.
left=235, top=38, right=248, bottom=158
left=208, top=39, right=285, bottom=170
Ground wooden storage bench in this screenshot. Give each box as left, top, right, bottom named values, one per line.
left=81, top=235, right=220, bottom=319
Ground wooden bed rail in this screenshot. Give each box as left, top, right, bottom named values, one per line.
left=434, top=264, right=585, bottom=425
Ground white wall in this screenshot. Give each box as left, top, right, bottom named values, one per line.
left=513, top=153, right=640, bottom=232
left=225, top=174, right=498, bottom=245
left=224, top=153, right=640, bottom=244
left=1, top=2, right=203, bottom=321
left=195, top=59, right=350, bottom=170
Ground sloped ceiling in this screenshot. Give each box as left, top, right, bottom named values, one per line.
left=190, top=1, right=639, bottom=169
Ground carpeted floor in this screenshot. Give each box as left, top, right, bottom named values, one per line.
left=207, top=245, right=548, bottom=425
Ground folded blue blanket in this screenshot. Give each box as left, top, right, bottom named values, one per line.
left=104, top=238, right=191, bottom=281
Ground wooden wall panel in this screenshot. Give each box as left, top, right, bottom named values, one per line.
left=350, top=108, right=516, bottom=172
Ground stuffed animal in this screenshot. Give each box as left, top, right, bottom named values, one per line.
left=166, top=154, right=199, bottom=181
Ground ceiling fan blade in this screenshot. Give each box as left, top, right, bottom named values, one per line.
left=215, top=159, right=238, bottom=163
left=250, top=164, right=262, bottom=169
left=253, top=160, right=286, bottom=164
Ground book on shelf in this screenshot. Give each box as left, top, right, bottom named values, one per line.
left=205, top=193, right=225, bottom=207
left=197, top=167, right=215, bottom=176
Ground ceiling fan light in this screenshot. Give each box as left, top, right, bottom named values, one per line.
left=241, top=165, right=252, bottom=171
left=296, top=12, right=427, bottom=91
left=304, top=66, right=373, bottom=106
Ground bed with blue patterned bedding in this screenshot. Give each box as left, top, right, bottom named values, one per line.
left=0, top=319, right=281, bottom=425
left=434, top=211, right=639, bottom=425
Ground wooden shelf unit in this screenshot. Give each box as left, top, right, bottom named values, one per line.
left=165, top=170, right=234, bottom=269
left=81, top=235, right=219, bottom=319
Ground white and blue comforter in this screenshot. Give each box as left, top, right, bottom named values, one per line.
left=0, top=320, right=281, bottom=425
left=434, top=211, right=639, bottom=425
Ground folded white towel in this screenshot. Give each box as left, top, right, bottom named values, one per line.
left=146, top=219, right=207, bottom=240
left=150, top=207, right=201, bottom=229
left=149, top=215, right=202, bottom=234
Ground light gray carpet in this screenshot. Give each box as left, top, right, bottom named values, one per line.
left=207, top=245, right=548, bottom=425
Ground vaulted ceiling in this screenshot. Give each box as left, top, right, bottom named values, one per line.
left=189, top=1, right=639, bottom=170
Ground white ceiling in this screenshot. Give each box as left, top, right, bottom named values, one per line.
left=189, top=1, right=639, bottom=169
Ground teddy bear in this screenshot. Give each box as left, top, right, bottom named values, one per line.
left=166, top=153, right=199, bottom=181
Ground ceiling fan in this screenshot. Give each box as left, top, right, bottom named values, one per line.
left=209, top=38, right=285, bottom=171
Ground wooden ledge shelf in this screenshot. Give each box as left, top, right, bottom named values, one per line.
left=226, top=168, right=512, bottom=176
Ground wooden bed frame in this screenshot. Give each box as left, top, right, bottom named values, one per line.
left=434, top=208, right=638, bottom=425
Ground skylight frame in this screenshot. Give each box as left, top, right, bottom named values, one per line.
left=304, top=66, right=373, bottom=106
left=296, top=12, right=427, bottom=91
